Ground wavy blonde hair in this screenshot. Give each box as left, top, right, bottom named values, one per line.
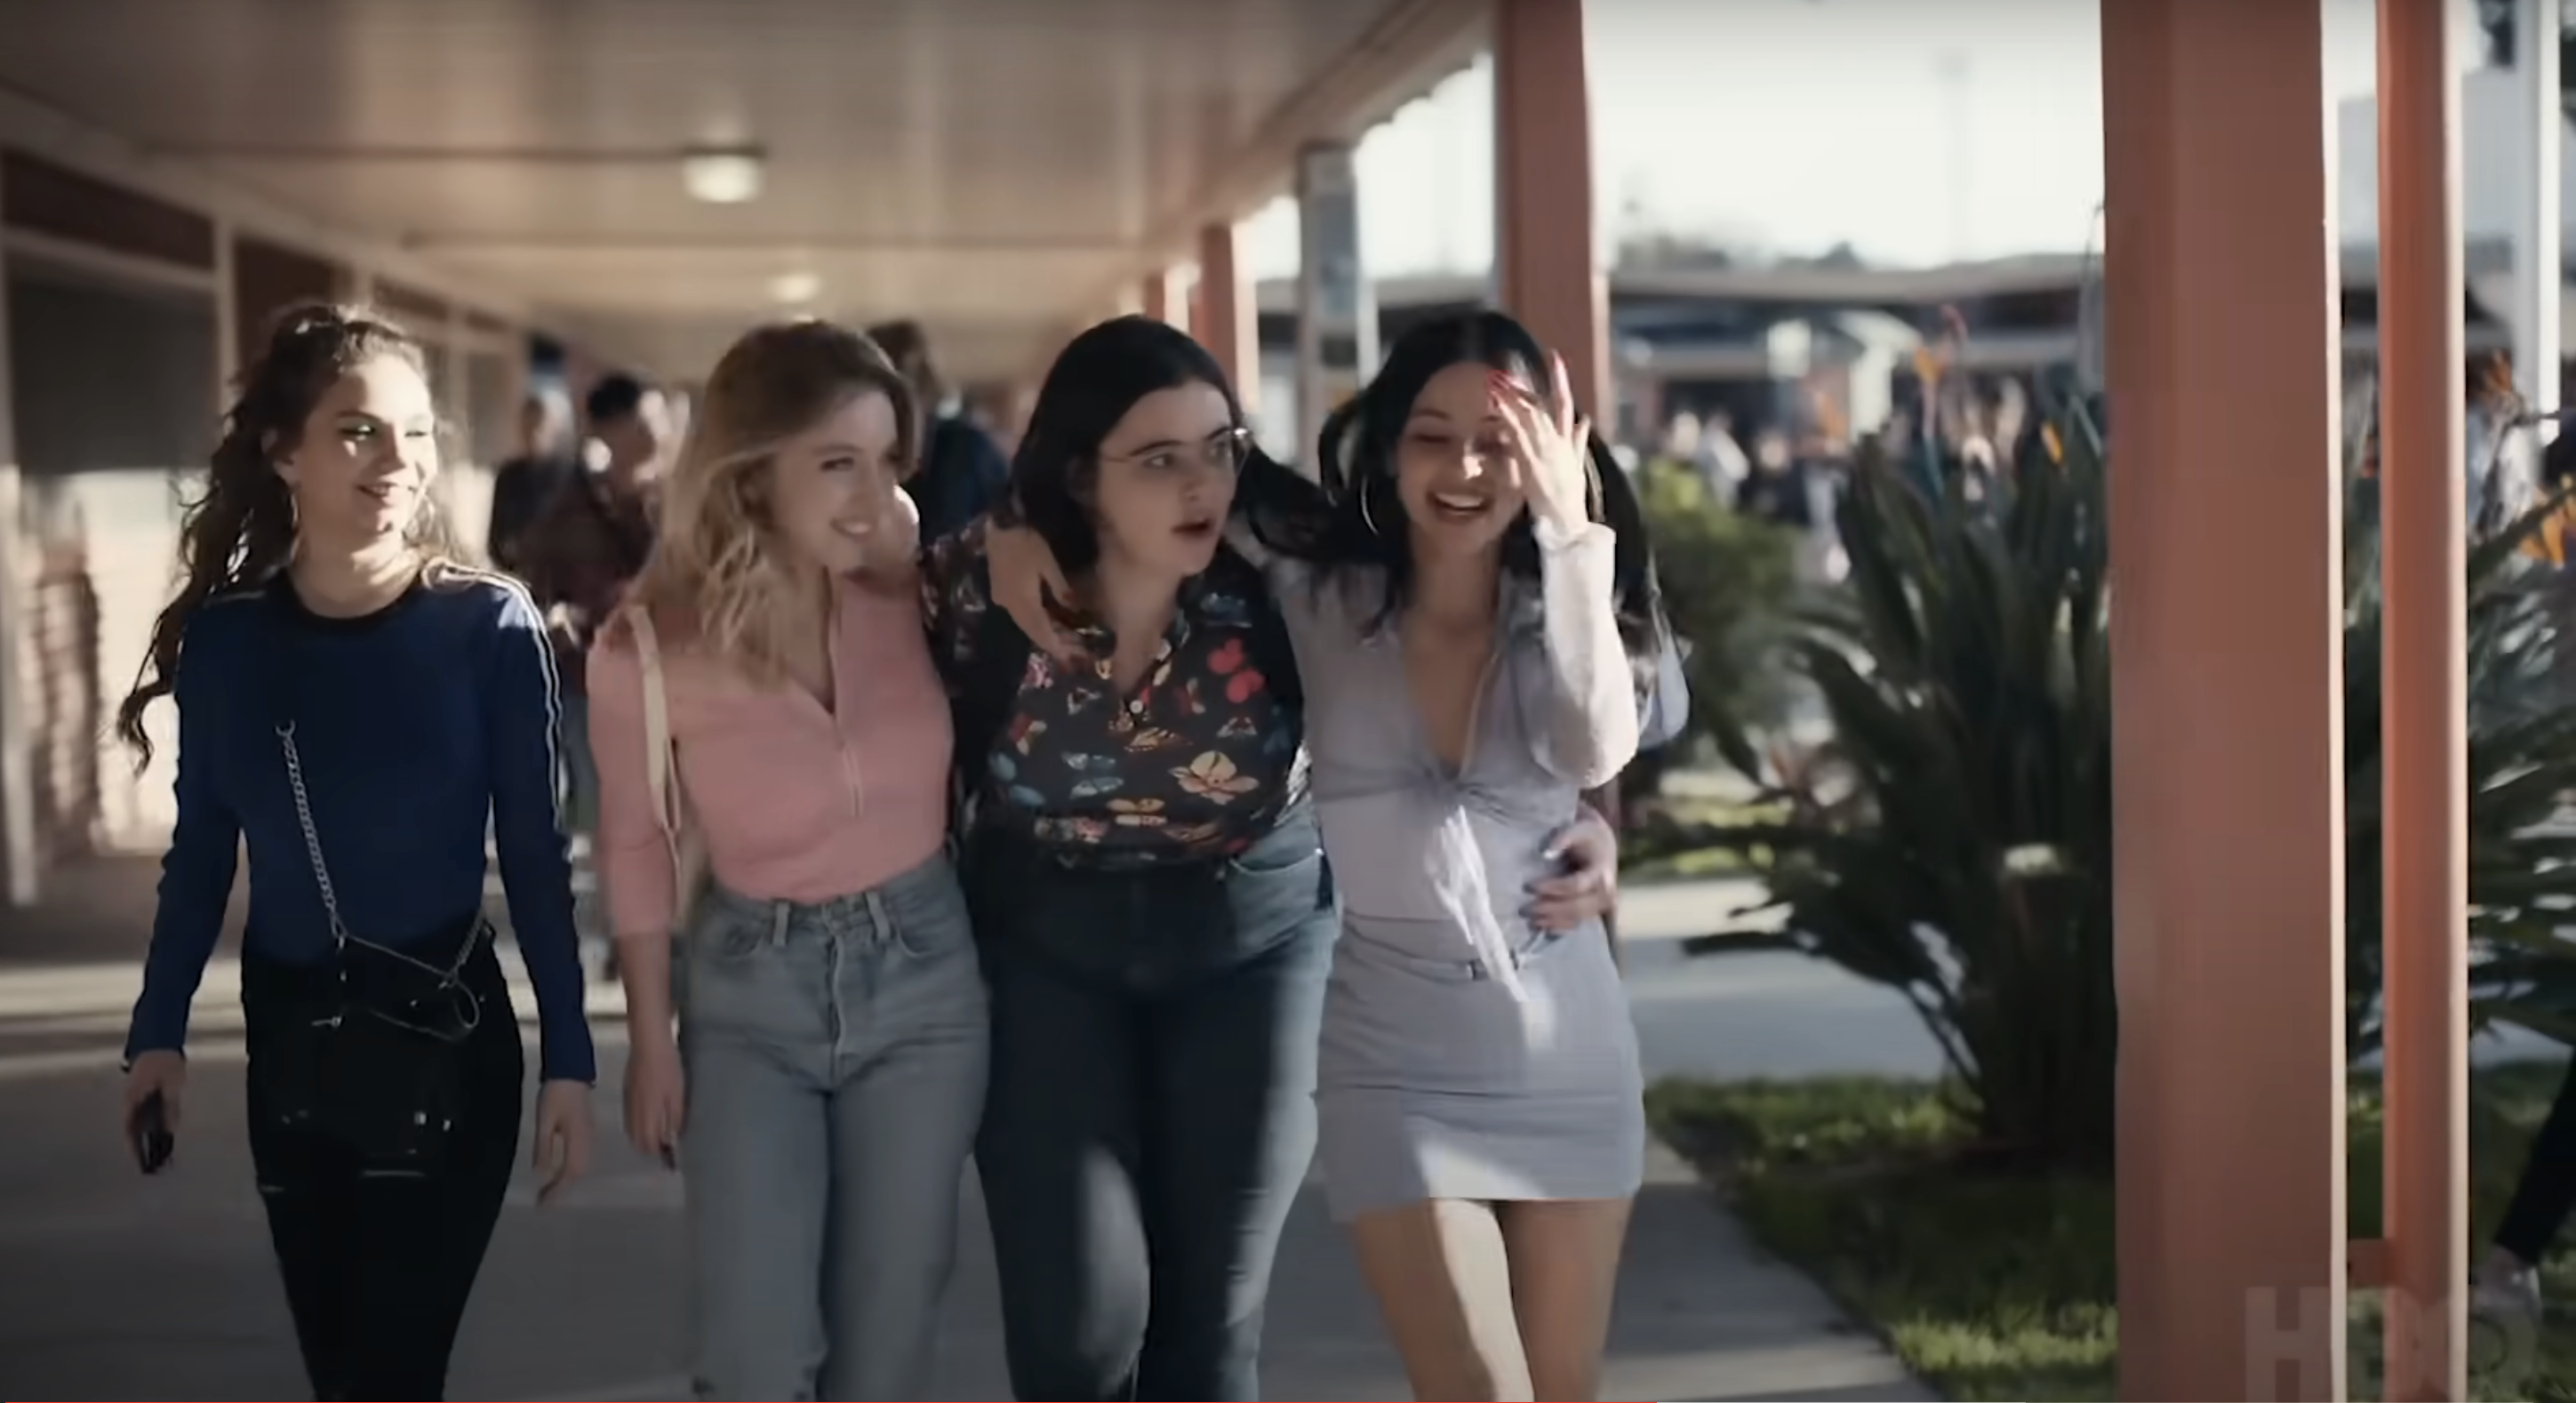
left=622, top=319, right=919, bottom=679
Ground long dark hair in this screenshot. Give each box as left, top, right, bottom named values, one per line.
left=115, top=301, right=433, bottom=765
left=1012, top=314, right=1285, bottom=578
left=1309, top=308, right=1668, bottom=659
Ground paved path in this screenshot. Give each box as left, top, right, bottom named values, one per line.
left=0, top=858, right=1932, bottom=1401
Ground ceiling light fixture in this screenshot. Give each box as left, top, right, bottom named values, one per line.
left=682, top=144, right=766, bottom=204
left=768, top=270, right=821, bottom=304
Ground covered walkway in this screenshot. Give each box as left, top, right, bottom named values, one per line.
left=0, top=0, right=2502, bottom=1399
left=0, top=0, right=1548, bottom=882
left=0, top=2, right=1924, bottom=1399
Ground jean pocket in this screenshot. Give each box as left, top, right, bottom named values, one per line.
left=686, top=899, right=774, bottom=963
left=1226, top=806, right=1324, bottom=878
left=678, top=926, right=815, bottom=1046
left=889, top=867, right=977, bottom=963
left=1221, top=848, right=1334, bottom=958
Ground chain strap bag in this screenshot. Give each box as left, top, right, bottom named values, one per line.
left=254, top=624, right=491, bottom=1166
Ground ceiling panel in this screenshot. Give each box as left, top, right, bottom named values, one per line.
left=0, top=0, right=1477, bottom=380
left=562, top=310, right=1049, bottom=394
left=424, top=245, right=1137, bottom=319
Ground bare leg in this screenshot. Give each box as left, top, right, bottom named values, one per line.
left=1348, top=1199, right=1533, bottom=1400
left=1497, top=1198, right=1633, bottom=1401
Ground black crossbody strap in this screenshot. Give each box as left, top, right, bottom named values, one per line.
left=260, top=585, right=481, bottom=983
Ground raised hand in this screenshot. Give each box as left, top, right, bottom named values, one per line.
left=1489, top=351, right=1593, bottom=533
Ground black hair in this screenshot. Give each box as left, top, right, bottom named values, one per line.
left=2547, top=421, right=2576, bottom=489
left=865, top=318, right=943, bottom=404
left=1308, top=307, right=1668, bottom=661
left=585, top=373, right=657, bottom=428
left=1012, top=314, right=1309, bottom=577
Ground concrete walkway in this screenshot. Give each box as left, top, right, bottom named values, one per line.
left=0, top=857, right=1932, bottom=1401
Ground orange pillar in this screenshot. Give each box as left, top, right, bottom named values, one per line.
left=2376, top=0, right=2469, bottom=1397
left=1196, top=223, right=1257, bottom=415
left=2100, top=2, right=2348, bottom=1399
left=1494, top=0, right=1611, bottom=419
left=1141, top=267, right=1192, bottom=333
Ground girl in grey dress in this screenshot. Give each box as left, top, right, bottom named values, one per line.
left=1279, top=313, right=1675, bottom=1401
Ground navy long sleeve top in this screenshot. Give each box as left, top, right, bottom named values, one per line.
left=124, top=567, right=597, bottom=1083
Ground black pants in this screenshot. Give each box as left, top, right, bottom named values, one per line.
left=242, top=935, right=526, bottom=1400
left=2498, top=1051, right=2576, bottom=1264
left=964, top=808, right=1339, bottom=1402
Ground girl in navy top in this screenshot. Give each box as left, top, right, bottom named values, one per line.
left=117, top=301, right=596, bottom=1399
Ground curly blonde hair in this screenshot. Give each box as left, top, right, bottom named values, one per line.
left=622, top=319, right=919, bottom=679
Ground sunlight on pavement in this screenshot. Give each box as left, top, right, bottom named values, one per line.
left=0, top=953, right=634, bottom=1084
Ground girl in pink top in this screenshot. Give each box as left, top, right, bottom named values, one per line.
left=587, top=322, right=985, bottom=1400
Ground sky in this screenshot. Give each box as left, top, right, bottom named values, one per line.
left=1238, top=0, right=2484, bottom=280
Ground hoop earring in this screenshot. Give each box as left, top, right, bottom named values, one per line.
left=1359, top=480, right=1381, bottom=538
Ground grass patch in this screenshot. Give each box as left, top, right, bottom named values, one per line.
left=1621, top=844, right=1749, bottom=884
left=1620, top=790, right=1781, bottom=884
left=1646, top=1065, right=2576, bottom=1401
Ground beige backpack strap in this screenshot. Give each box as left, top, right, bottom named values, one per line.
left=628, top=609, right=684, bottom=862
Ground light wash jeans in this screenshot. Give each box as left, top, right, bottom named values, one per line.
left=676, top=853, right=989, bottom=1400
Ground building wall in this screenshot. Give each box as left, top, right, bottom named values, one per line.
left=0, top=145, right=544, bottom=878
left=5, top=265, right=215, bottom=849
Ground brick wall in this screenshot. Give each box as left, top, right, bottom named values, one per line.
left=7, top=268, right=212, bottom=854
left=21, top=534, right=100, bottom=865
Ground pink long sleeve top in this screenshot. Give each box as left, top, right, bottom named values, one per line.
left=586, top=574, right=953, bottom=938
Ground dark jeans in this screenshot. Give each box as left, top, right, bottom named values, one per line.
left=963, top=806, right=1339, bottom=1402
left=2498, top=1052, right=2576, bottom=1264
left=241, top=931, right=526, bottom=1400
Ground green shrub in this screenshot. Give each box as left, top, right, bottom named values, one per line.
left=1696, top=396, right=2576, bottom=1172
left=1697, top=406, right=2117, bottom=1168
left=1629, top=458, right=1799, bottom=769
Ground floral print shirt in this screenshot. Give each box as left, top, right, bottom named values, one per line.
left=921, top=521, right=1306, bottom=868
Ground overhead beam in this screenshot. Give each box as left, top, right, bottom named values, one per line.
left=401, top=233, right=1133, bottom=256
left=0, top=80, right=536, bottom=326
left=142, top=141, right=738, bottom=164
left=1101, top=0, right=1487, bottom=315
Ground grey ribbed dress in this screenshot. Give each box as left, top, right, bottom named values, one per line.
left=1260, top=519, right=1656, bottom=1221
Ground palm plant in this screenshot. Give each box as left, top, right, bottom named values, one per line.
left=2344, top=464, right=2576, bottom=1057
left=1699, top=389, right=2576, bottom=1172
left=1702, top=401, right=2117, bottom=1169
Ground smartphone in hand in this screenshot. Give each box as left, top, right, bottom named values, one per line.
left=131, top=1090, right=174, bottom=1175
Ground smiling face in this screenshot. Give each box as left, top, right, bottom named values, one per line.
left=764, top=387, right=906, bottom=576
left=272, top=354, right=440, bottom=550
left=1087, top=381, right=1244, bottom=580
left=1393, top=359, right=1532, bottom=559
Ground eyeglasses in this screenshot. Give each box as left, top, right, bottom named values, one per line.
left=1101, top=427, right=1252, bottom=475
